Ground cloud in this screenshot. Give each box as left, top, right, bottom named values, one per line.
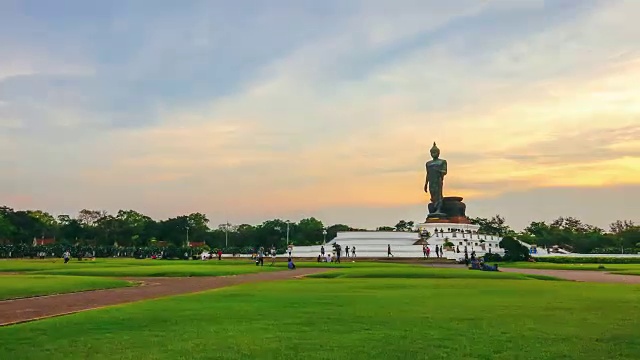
left=0, top=0, right=639, bottom=228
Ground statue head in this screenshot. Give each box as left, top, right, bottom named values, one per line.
left=430, top=142, right=440, bottom=159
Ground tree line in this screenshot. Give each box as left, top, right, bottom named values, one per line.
left=0, top=206, right=638, bottom=257
left=469, top=215, right=639, bottom=255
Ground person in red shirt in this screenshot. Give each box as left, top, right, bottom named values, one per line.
left=217, top=249, right=222, bottom=260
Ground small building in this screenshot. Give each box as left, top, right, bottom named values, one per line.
left=33, top=237, right=56, bottom=246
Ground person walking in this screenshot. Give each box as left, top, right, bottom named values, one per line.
left=352, top=246, right=356, bottom=258
left=270, top=246, right=277, bottom=266
left=257, top=247, right=264, bottom=266
left=426, top=246, right=431, bottom=259
left=345, top=246, right=350, bottom=257
left=387, top=244, right=394, bottom=257
left=320, top=246, right=325, bottom=257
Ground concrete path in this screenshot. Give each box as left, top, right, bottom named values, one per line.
left=412, top=261, right=640, bottom=284
left=0, top=268, right=327, bottom=327
left=500, top=267, right=640, bottom=284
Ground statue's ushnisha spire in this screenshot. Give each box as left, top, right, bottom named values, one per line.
left=431, top=142, right=439, bottom=152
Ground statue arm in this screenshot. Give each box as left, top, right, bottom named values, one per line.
left=441, top=160, right=448, bottom=176
left=424, top=166, right=429, bottom=192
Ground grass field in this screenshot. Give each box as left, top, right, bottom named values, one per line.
left=0, top=258, right=285, bottom=277
left=1, top=259, right=639, bottom=359
left=0, top=275, right=131, bottom=300
left=0, top=258, right=412, bottom=277
left=1, top=267, right=638, bottom=360
left=612, top=270, right=640, bottom=276
left=308, top=266, right=563, bottom=281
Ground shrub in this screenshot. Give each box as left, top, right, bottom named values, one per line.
left=484, top=253, right=504, bottom=262
left=499, top=236, right=530, bottom=261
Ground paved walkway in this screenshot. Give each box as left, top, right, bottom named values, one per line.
left=500, top=267, right=640, bottom=284
left=412, top=261, right=640, bottom=284
left=0, top=268, right=327, bottom=327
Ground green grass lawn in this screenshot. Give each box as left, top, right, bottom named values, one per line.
left=308, top=266, right=563, bottom=281
left=0, top=258, right=288, bottom=277
left=504, top=262, right=640, bottom=272
left=0, top=275, right=131, bottom=300
left=0, top=258, right=410, bottom=277
left=31, top=264, right=282, bottom=277
left=611, top=270, right=640, bottom=276
left=1, top=267, right=638, bottom=360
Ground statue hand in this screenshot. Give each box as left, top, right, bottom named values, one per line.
left=424, top=184, right=429, bottom=193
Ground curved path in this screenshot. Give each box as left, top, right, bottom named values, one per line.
left=0, top=268, right=327, bottom=327
left=500, top=267, right=640, bottom=284
left=415, top=261, right=640, bottom=284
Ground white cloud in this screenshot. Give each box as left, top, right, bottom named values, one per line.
left=3, top=0, right=640, bottom=225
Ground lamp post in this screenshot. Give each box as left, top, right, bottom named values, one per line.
left=286, top=220, right=290, bottom=245
left=323, top=229, right=327, bottom=244
left=224, top=222, right=231, bottom=248
left=185, top=225, right=190, bottom=247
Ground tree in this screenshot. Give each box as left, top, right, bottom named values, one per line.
left=77, top=209, right=107, bottom=226
left=115, top=210, right=154, bottom=246
left=610, top=220, right=636, bottom=234
left=394, top=220, right=415, bottom=232
left=499, top=236, right=530, bottom=261
left=294, top=218, right=324, bottom=245
left=57, top=215, right=84, bottom=243
left=551, top=217, right=603, bottom=234
left=376, top=226, right=395, bottom=231
left=325, top=224, right=351, bottom=242
left=470, top=215, right=511, bottom=236
left=0, top=213, right=16, bottom=240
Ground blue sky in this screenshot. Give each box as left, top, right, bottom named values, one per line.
left=1, top=0, right=639, bottom=230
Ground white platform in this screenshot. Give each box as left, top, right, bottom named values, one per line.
left=289, top=223, right=507, bottom=260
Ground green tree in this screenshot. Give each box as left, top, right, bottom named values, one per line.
left=499, top=236, right=530, bottom=261
left=470, top=215, right=511, bottom=236
left=376, top=226, right=395, bottom=231
left=394, top=220, right=415, bottom=232
left=0, top=212, right=16, bottom=240
left=295, top=217, right=324, bottom=245
left=325, top=224, right=351, bottom=242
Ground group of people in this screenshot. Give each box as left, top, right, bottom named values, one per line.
left=316, top=244, right=356, bottom=263
left=469, top=256, right=499, bottom=271
left=422, top=244, right=446, bottom=258
left=251, top=246, right=297, bottom=270
left=200, top=249, right=224, bottom=261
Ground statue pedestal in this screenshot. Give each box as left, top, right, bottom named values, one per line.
left=427, top=196, right=469, bottom=223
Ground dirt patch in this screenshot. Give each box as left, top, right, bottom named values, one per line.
left=500, top=268, right=640, bottom=284
left=0, top=268, right=327, bottom=327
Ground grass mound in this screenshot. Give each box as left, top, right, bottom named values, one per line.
left=0, top=275, right=131, bottom=300
left=503, top=262, right=640, bottom=272
left=32, top=264, right=281, bottom=277
left=307, top=267, right=562, bottom=281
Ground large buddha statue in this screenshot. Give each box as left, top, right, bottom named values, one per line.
left=424, top=142, right=447, bottom=218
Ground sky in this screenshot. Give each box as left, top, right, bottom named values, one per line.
left=1, top=0, right=639, bottom=230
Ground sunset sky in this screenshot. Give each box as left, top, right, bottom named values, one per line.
left=1, top=0, right=639, bottom=230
